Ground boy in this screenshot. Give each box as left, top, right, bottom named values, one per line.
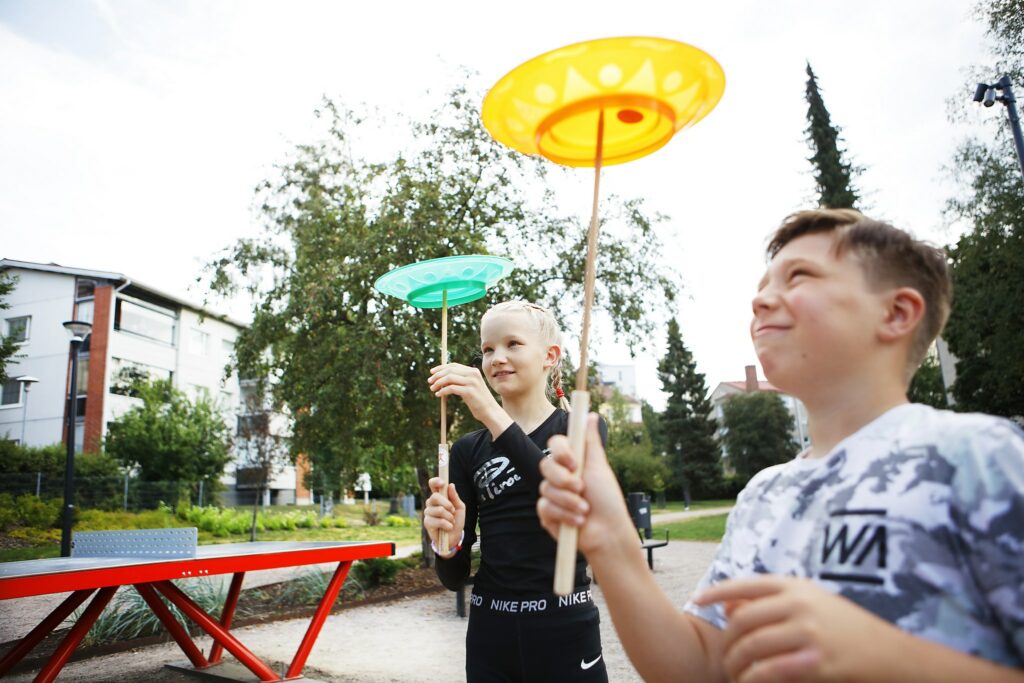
left=536, top=209, right=1024, bottom=682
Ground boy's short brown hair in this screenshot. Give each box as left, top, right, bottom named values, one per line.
left=767, top=209, right=952, bottom=384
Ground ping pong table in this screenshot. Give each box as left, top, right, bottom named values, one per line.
left=0, top=536, right=395, bottom=682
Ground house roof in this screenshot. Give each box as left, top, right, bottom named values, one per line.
left=1, top=258, right=247, bottom=328
left=720, top=380, right=781, bottom=393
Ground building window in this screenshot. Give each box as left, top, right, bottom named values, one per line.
left=1, top=379, right=21, bottom=406
left=115, top=298, right=177, bottom=345
left=189, top=328, right=209, bottom=356
left=76, top=279, right=96, bottom=299
left=110, top=357, right=172, bottom=396
left=5, top=316, right=30, bottom=342
left=74, top=300, right=94, bottom=326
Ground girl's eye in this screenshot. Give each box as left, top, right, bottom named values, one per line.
left=482, top=347, right=493, bottom=354
left=788, top=269, right=810, bottom=282
left=508, top=340, right=520, bottom=347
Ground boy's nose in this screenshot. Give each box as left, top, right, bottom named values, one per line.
left=751, top=288, right=775, bottom=314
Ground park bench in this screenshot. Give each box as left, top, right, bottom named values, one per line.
left=628, top=492, right=669, bottom=570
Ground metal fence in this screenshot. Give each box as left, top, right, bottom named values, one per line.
left=0, top=474, right=218, bottom=511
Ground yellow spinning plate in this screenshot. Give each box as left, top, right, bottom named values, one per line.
left=483, top=36, right=725, bottom=596
left=482, top=36, right=725, bottom=167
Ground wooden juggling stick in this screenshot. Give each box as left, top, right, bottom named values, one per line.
left=438, top=290, right=450, bottom=554
left=553, top=110, right=605, bottom=596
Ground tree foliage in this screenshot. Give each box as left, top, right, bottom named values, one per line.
left=721, top=392, right=798, bottom=485
left=0, top=272, right=21, bottom=385
left=804, top=63, right=860, bottom=209
left=206, top=87, right=678, bottom=501
left=105, top=379, right=233, bottom=483
left=656, top=319, right=721, bottom=499
left=604, top=388, right=670, bottom=495
left=907, top=354, right=948, bottom=409
left=942, top=0, right=1024, bottom=418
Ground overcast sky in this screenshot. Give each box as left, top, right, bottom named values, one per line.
left=0, top=0, right=994, bottom=408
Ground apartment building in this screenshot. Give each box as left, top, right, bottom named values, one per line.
left=0, top=259, right=308, bottom=505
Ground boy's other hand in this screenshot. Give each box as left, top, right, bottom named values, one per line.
left=537, top=413, right=635, bottom=560
left=695, top=575, right=906, bottom=682
left=423, top=477, right=466, bottom=549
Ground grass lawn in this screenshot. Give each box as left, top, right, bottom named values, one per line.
left=654, top=499, right=735, bottom=513
left=654, top=513, right=729, bottom=542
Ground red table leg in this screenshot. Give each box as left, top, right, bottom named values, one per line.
left=34, top=586, right=116, bottom=683
left=209, top=571, right=245, bottom=664
left=153, top=580, right=280, bottom=682
left=0, top=589, right=94, bottom=676
left=134, top=583, right=209, bottom=669
left=284, top=561, right=352, bottom=680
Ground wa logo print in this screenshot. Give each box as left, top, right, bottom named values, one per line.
left=818, top=509, right=888, bottom=585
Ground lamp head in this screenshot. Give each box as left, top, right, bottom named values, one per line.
left=14, top=375, right=39, bottom=387
left=63, top=320, right=92, bottom=342
left=973, top=83, right=989, bottom=103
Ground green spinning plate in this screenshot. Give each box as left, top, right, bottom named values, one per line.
left=373, top=255, right=514, bottom=309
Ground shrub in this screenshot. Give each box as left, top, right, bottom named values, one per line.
left=275, top=568, right=365, bottom=606
left=318, top=515, right=348, bottom=529
left=79, top=578, right=224, bottom=646
left=383, top=515, right=417, bottom=528
left=0, top=497, right=16, bottom=531
left=14, top=495, right=62, bottom=529
left=351, top=557, right=400, bottom=587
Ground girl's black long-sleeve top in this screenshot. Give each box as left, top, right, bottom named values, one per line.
left=434, top=408, right=608, bottom=596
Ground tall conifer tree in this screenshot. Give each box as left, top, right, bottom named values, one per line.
left=656, top=319, right=721, bottom=502
left=805, top=63, right=860, bottom=209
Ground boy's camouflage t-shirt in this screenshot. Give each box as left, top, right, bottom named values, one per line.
left=684, top=403, right=1024, bottom=667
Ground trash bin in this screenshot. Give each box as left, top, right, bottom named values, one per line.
left=627, top=492, right=652, bottom=535
left=401, top=494, right=417, bottom=518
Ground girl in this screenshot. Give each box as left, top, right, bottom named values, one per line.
left=424, top=300, right=609, bottom=682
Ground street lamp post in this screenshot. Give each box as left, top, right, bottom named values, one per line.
left=974, top=75, right=1024, bottom=181
left=15, top=375, right=39, bottom=446
left=61, top=320, right=91, bottom=557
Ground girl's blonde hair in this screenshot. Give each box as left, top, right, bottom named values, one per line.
left=482, top=300, right=571, bottom=411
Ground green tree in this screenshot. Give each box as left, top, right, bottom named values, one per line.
left=640, top=399, right=665, bottom=458
left=604, top=388, right=671, bottom=495
left=106, top=379, right=233, bottom=487
left=907, top=353, right=948, bottom=409
left=656, top=319, right=721, bottom=502
left=721, top=392, right=798, bottom=485
left=205, top=87, right=678, bottom=531
left=0, top=272, right=21, bottom=384
left=942, top=0, right=1024, bottom=418
left=805, top=63, right=860, bottom=209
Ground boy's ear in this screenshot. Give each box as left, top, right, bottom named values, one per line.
left=878, top=287, right=925, bottom=343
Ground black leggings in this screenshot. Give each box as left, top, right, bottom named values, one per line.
left=465, top=592, right=608, bottom=683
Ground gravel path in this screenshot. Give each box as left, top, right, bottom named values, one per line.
left=4, top=539, right=721, bottom=682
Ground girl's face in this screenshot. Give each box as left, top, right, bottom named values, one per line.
left=480, top=310, right=557, bottom=398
